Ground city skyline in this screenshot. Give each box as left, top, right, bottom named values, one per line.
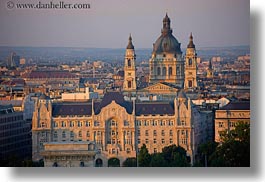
left=0, top=0, right=249, bottom=48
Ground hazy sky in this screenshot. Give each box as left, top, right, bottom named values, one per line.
left=0, top=0, right=249, bottom=48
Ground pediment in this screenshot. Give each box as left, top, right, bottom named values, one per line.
left=142, top=82, right=179, bottom=92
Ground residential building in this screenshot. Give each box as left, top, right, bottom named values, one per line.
left=214, top=101, right=250, bottom=142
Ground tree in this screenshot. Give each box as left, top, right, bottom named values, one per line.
left=138, top=144, right=151, bottom=167
left=108, top=158, right=120, bottom=167
left=122, top=157, right=137, bottom=167
left=162, top=144, right=189, bottom=167
left=149, top=153, right=166, bottom=167
left=197, top=141, right=218, bottom=167
left=209, top=122, right=250, bottom=167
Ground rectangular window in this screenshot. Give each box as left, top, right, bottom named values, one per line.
left=162, top=138, right=165, bottom=144
left=53, top=122, right=58, bottom=128
left=219, top=122, right=224, bottom=128
left=181, top=138, right=187, bottom=145
left=153, top=130, right=157, bottom=136
left=124, top=120, right=129, bottom=126
left=181, top=130, right=186, bottom=136
left=229, top=122, right=235, bottom=128
left=53, top=132, right=58, bottom=139
left=145, top=130, right=149, bottom=136
left=85, top=121, right=90, bottom=127
left=170, top=138, right=173, bottom=144
left=154, top=138, right=157, bottom=144
left=86, top=131, right=90, bottom=137
left=70, top=131, right=74, bottom=138
left=154, top=148, right=157, bottom=153
left=62, top=131, right=66, bottom=138
left=61, top=121, right=66, bottom=127
left=94, top=121, right=99, bottom=126
left=170, top=130, right=173, bottom=136
left=181, top=120, right=186, bottom=126
left=77, top=121, right=82, bottom=127
left=161, top=130, right=165, bottom=136
left=145, top=138, right=149, bottom=144
left=138, top=138, right=141, bottom=144
left=138, top=129, right=141, bottom=136
left=70, top=121, right=74, bottom=127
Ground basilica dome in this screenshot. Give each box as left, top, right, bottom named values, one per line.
left=152, top=14, right=182, bottom=54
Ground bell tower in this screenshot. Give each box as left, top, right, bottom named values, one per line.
left=184, top=33, right=197, bottom=89
left=207, top=59, right=213, bottom=78
left=123, top=34, right=136, bottom=91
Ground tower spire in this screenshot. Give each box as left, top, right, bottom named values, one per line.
left=126, top=34, right=134, bottom=49
left=187, top=32, right=195, bottom=48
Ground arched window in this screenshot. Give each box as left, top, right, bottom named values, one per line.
left=128, top=81, right=132, bottom=88
left=128, top=59, right=131, bottom=67
left=189, top=58, right=192, bottom=66
left=41, top=122, right=46, bottom=128
left=157, top=67, right=161, bottom=75
left=162, top=67, right=167, bottom=76
left=77, top=121, right=82, bottom=127
left=188, top=80, right=193, bottom=88
left=61, top=121, right=66, bottom=127
left=169, top=67, right=172, bottom=76
left=95, top=158, right=103, bottom=167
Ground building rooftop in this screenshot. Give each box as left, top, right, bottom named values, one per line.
left=219, top=101, right=250, bottom=110
left=135, top=101, right=174, bottom=115
left=94, top=91, right=133, bottom=114
left=52, top=102, right=93, bottom=116
left=0, top=104, right=14, bottom=115
left=23, top=71, right=77, bottom=79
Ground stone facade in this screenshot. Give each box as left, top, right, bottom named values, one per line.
left=32, top=91, right=212, bottom=166
left=41, top=142, right=97, bottom=167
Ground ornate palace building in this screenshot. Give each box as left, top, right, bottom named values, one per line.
left=32, top=14, right=211, bottom=167
left=32, top=90, right=211, bottom=166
